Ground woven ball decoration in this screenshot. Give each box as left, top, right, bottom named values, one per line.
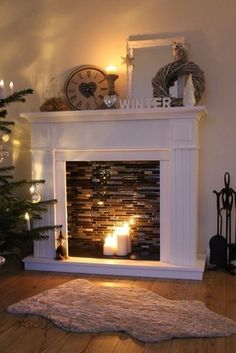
left=152, top=61, right=205, bottom=106
left=40, top=97, right=70, bottom=112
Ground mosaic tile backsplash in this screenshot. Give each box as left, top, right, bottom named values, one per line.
left=66, top=161, right=160, bottom=258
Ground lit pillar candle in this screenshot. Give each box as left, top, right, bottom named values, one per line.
left=103, top=234, right=116, bottom=256
left=115, top=223, right=130, bottom=256
left=116, top=234, right=128, bottom=256
left=0, top=80, right=4, bottom=99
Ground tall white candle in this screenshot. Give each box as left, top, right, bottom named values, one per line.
left=127, top=234, right=132, bottom=253
left=0, top=80, right=4, bottom=99
left=116, top=233, right=128, bottom=256
left=114, top=223, right=131, bottom=256
left=9, top=81, right=13, bottom=95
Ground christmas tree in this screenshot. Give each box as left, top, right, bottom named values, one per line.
left=0, top=88, right=61, bottom=258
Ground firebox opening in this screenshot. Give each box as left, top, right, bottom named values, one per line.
left=66, top=161, right=160, bottom=261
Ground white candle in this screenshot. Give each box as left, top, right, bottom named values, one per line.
left=114, top=223, right=131, bottom=255
left=9, top=81, right=13, bottom=95
left=0, top=80, right=4, bottom=99
left=127, top=234, right=132, bottom=253
left=103, top=234, right=116, bottom=256
left=116, top=234, right=128, bottom=256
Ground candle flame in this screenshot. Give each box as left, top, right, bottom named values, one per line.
left=114, top=222, right=130, bottom=236
left=104, top=234, right=117, bottom=247
left=105, top=64, right=118, bottom=74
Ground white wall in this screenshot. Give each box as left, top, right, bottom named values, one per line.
left=1, top=0, right=236, bottom=252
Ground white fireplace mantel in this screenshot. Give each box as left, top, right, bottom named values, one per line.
left=21, top=106, right=207, bottom=280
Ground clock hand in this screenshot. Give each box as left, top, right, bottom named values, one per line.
left=87, top=88, right=97, bottom=100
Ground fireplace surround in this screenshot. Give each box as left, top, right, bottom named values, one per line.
left=21, top=106, right=206, bottom=279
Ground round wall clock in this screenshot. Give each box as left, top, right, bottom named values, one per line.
left=64, top=65, right=109, bottom=110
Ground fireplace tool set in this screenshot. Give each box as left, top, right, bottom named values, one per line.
left=209, top=172, right=236, bottom=275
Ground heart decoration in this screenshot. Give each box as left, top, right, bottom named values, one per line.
left=103, top=95, right=116, bottom=108
left=79, top=82, right=97, bottom=98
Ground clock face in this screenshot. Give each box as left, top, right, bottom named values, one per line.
left=64, top=66, right=109, bottom=110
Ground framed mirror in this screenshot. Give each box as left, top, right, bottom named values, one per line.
left=126, top=35, right=185, bottom=99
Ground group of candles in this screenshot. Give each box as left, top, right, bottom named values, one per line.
left=103, top=222, right=132, bottom=257
left=0, top=80, right=14, bottom=99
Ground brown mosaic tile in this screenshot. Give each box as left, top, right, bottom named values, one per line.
left=66, top=161, right=160, bottom=258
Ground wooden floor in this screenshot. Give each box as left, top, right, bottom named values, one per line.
left=0, top=258, right=236, bottom=353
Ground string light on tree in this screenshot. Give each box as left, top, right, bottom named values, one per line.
left=0, top=80, right=14, bottom=99
left=25, top=212, right=31, bottom=231
left=1, top=132, right=10, bottom=143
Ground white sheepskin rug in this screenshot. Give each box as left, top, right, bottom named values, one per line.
left=7, top=279, right=236, bottom=343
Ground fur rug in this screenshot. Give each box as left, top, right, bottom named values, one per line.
left=7, top=279, right=236, bottom=343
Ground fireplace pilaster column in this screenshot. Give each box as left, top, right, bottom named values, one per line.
left=31, top=148, right=57, bottom=258
left=169, top=118, right=199, bottom=266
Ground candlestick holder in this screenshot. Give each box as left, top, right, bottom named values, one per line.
left=104, top=73, right=119, bottom=109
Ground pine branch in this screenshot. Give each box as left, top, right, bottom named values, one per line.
left=0, top=127, right=12, bottom=134
left=0, top=166, right=15, bottom=172
left=0, top=179, right=31, bottom=192
left=0, top=175, right=13, bottom=184
left=0, top=89, right=33, bottom=108
left=28, top=224, right=62, bottom=237
left=28, top=179, right=45, bottom=186
left=0, top=121, right=15, bottom=126
left=0, top=109, right=7, bottom=118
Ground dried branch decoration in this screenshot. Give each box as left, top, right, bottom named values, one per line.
left=152, top=42, right=205, bottom=106
left=121, top=52, right=135, bottom=67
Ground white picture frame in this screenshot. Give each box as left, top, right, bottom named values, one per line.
left=126, top=35, right=185, bottom=99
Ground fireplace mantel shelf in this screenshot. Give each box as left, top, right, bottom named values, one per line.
left=22, top=105, right=207, bottom=280
left=21, top=106, right=206, bottom=123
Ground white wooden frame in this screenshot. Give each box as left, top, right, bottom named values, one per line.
left=126, top=36, right=185, bottom=98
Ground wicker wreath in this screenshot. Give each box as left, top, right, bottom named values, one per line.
left=152, top=61, right=205, bottom=106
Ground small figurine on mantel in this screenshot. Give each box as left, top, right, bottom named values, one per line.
left=55, top=230, right=67, bottom=260
left=172, top=41, right=188, bottom=62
